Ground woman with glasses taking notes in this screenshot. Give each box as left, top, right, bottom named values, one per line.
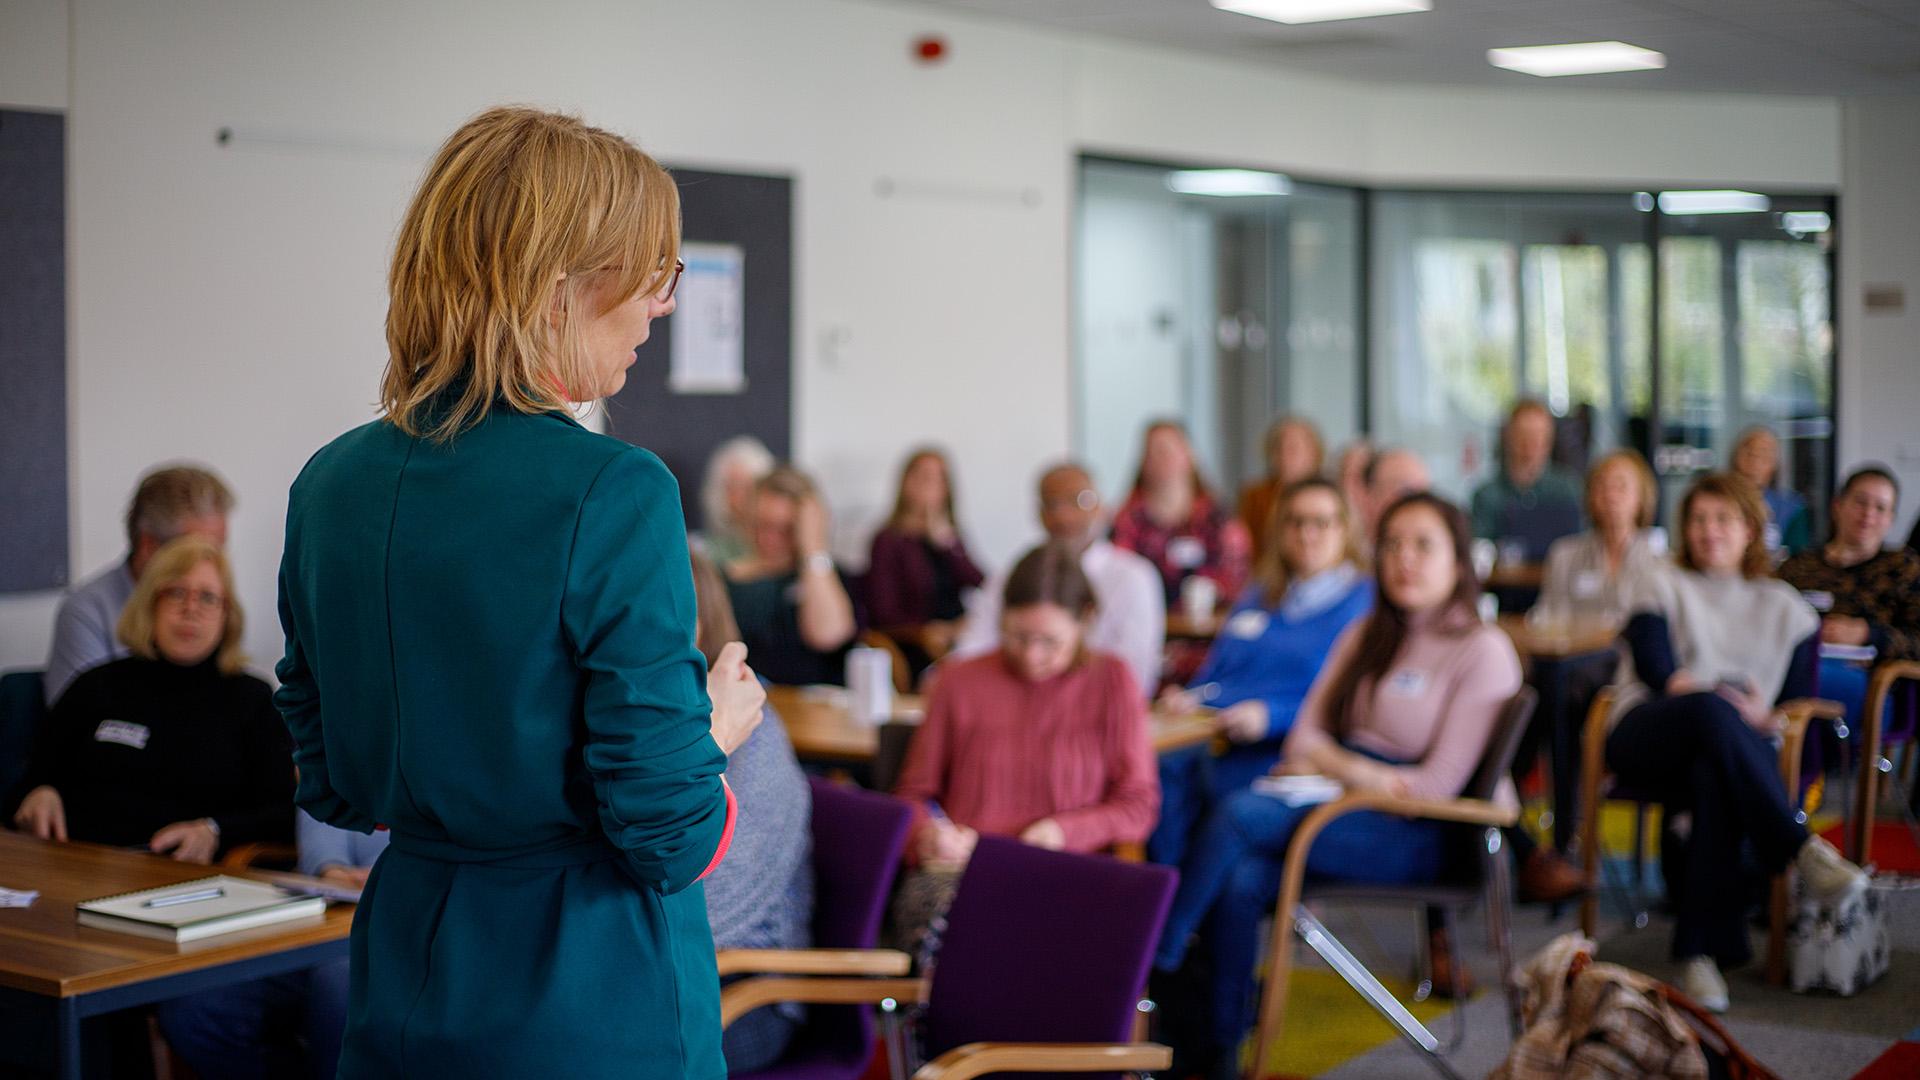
left=889, top=542, right=1159, bottom=957
left=274, top=108, right=765, bottom=1079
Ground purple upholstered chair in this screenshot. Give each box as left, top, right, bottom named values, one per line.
left=722, top=836, right=1177, bottom=1080
left=722, top=778, right=915, bottom=1080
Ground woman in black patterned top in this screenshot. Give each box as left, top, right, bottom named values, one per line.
left=1778, top=465, right=1920, bottom=728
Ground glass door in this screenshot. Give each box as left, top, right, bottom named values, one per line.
left=1651, top=196, right=1836, bottom=536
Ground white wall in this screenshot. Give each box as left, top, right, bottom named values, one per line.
left=0, top=0, right=1877, bottom=675
left=1836, top=96, right=1920, bottom=539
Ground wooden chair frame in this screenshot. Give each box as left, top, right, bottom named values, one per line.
left=1853, top=659, right=1920, bottom=865
left=858, top=630, right=915, bottom=695
left=716, top=948, right=1169, bottom=1080
left=1248, top=791, right=1520, bottom=1080
left=1577, top=688, right=1841, bottom=987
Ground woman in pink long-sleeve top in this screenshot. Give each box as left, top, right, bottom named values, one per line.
left=1148, top=493, right=1522, bottom=1078
left=889, top=541, right=1159, bottom=954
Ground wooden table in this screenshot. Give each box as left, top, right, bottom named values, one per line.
left=0, top=833, right=354, bottom=1080
left=769, top=685, right=1221, bottom=766
left=1164, top=612, right=1223, bottom=642
left=1485, top=564, right=1545, bottom=591
left=1497, top=615, right=1621, bottom=850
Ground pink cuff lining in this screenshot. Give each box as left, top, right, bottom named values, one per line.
left=695, top=781, right=737, bottom=882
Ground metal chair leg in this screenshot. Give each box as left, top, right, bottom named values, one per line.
left=1411, top=907, right=1436, bottom=1003
left=1483, top=828, right=1523, bottom=1039
left=1293, top=906, right=1466, bottom=1080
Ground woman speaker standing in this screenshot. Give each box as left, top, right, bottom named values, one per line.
left=276, top=107, right=764, bottom=1078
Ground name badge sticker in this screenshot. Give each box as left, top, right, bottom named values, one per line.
left=1167, top=536, right=1207, bottom=569
left=1572, top=570, right=1605, bottom=599
left=1383, top=669, right=1430, bottom=698
left=1226, top=610, right=1270, bottom=639
left=94, top=720, right=150, bottom=750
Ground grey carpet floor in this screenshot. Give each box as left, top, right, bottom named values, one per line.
left=1300, top=880, right=1920, bottom=1079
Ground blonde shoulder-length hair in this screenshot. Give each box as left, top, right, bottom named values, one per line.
left=381, top=106, right=682, bottom=441
left=117, top=536, right=247, bottom=674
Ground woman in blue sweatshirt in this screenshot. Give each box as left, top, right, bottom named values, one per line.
left=1151, top=478, right=1374, bottom=865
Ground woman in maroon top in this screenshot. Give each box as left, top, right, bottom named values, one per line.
left=889, top=541, right=1159, bottom=956
left=1111, top=421, right=1252, bottom=608
left=865, top=448, right=986, bottom=678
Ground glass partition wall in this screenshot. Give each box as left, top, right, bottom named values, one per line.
left=1075, top=157, right=1836, bottom=537
left=1074, top=159, right=1363, bottom=505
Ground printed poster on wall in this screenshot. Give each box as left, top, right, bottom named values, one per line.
left=668, top=242, right=746, bottom=394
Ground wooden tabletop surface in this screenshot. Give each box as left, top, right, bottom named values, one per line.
left=0, top=832, right=354, bottom=999
left=1164, top=612, right=1223, bottom=641
left=1485, top=563, right=1546, bottom=590
left=769, top=685, right=1220, bottom=763
left=1496, top=614, right=1619, bottom=662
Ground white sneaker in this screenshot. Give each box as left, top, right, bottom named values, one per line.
left=1682, top=956, right=1729, bottom=1013
left=1795, top=836, right=1869, bottom=903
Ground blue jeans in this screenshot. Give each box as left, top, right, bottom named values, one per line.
left=1153, top=776, right=1447, bottom=1052
left=1605, top=693, right=1808, bottom=967
left=1149, top=741, right=1286, bottom=866
left=154, top=960, right=349, bottom=1080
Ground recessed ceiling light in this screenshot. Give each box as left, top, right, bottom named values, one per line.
left=1488, top=41, right=1667, bottom=77
left=1781, top=211, right=1831, bottom=234
left=1211, top=0, right=1431, bottom=26
left=1167, top=169, right=1293, bottom=197
left=1657, top=190, right=1770, bottom=215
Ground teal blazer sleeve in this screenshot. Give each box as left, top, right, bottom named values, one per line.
left=275, top=559, right=379, bottom=835
left=564, top=449, right=729, bottom=895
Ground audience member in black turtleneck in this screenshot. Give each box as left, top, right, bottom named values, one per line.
left=13, top=536, right=292, bottom=861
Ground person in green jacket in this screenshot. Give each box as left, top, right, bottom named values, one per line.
left=1470, top=399, right=1585, bottom=561
left=275, top=106, right=766, bottom=1079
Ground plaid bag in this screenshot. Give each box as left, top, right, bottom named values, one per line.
left=1496, top=933, right=1711, bottom=1080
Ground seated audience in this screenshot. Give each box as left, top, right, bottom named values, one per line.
left=13, top=536, right=293, bottom=857
left=155, top=809, right=384, bottom=1079
left=1731, top=424, right=1810, bottom=554
left=892, top=543, right=1158, bottom=956
left=1536, top=449, right=1666, bottom=624
left=723, top=466, right=859, bottom=686
left=1237, top=416, right=1325, bottom=557
left=1358, top=447, right=1431, bottom=555
left=691, top=548, right=815, bottom=1073
left=1111, top=420, right=1252, bottom=610
left=1471, top=399, right=1583, bottom=560
left=1152, top=479, right=1373, bottom=865
left=44, top=464, right=234, bottom=705
left=1605, top=472, right=1866, bottom=1012
left=697, top=436, right=776, bottom=565
left=1333, top=439, right=1373, bottom=529
left=1779, top=465, right=1920, bottom=728
left=1150, top=494, right=1522, bottom=1078
left=865, top=447, right=987, bottom=678
left=953, top=462, right=1164, bottom=697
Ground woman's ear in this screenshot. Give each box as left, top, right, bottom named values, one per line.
left=547, top=272, right=569, bottom=330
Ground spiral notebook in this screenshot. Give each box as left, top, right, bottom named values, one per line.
left=76, top=875, right=327, bottom=943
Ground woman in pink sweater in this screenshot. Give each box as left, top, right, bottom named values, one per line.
left=889, top=541, right=1160, bottom=954
left=1150, top=493, right=1522, bottom=1080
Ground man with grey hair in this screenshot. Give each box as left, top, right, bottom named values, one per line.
left=43, top=464, right=234, bottom=704
left=952, top=461, right=1164, bottom=697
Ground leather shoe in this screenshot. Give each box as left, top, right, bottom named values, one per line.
left=1517, top=848, right=1590, bottom=904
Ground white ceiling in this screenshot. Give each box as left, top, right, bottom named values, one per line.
left=899, top=0, right=1920, bottom=96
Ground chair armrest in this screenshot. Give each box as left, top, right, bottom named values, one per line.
left=715, top=948, right=912, bottom=978
left=1779, top=698, right=1844, bottom=723
left=720, top=976, right=926, bottom=1029
left=1307, top=791, right=1519, bottom=830
left=913, top=1042, right=1172, bottom=1080
left=1109, top=840, right=1146, bottom=863
left=220, top=842, right=298, bottom=871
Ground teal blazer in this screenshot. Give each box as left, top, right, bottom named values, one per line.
left=276, top=406, right=729, bottom=1078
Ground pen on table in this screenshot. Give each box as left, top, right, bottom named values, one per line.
left=145, top=887, right=225, bottom=909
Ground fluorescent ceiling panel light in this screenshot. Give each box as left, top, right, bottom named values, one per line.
left=1167, top=169, right=1292, bottom=197
left=1781, top=211, right=1831, bottom=233
left=1657, top=190, right=1770, bottom=215
left=1211, top=0, right=1430, bottom=26
left=1488, top=41, right=1666, bottom=77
